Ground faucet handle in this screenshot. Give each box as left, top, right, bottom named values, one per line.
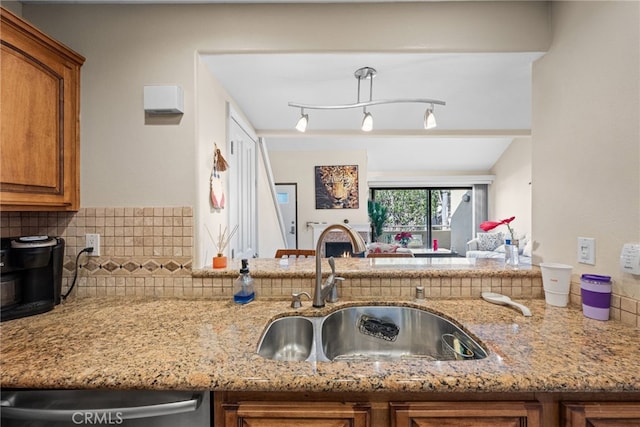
left=291, top=291, right=311, bottom=308
left=326, top=277, right=345, bottom=303
left=328, top=256, right=336, bottom=275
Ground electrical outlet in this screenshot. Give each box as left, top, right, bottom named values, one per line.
left=577, top=237, right=595, bottom=265
left=85, top=233, right=101, bottom=256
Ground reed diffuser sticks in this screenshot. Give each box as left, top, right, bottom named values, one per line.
left=214, top=224, right=238, bottom=257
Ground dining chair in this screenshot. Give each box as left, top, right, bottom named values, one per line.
left=274, top=249, right=316, bottom=259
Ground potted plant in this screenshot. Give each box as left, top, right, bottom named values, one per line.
left=368, top=200, right=389, bottom=242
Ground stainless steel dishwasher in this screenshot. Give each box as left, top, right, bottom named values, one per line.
left=0, top=390, right=210, bottom=426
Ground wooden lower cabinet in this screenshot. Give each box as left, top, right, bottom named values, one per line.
left=390, top=401, right=542, bottom=427
left=562, top=402, right=640, bottom=426
left=220, top=401, right=371, bottom=427
left=214, top=392, right=640, bottom=427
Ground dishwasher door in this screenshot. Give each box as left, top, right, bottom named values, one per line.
left=0, top=390, right=210, bottom=427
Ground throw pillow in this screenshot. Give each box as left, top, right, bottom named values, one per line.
left=523, top=239, right=533, bottom=257
left=368, top=243, right=399, bottom=253
left=477, top=232, right=503, bottom=251
left=407, top=235, right=423, bottom=248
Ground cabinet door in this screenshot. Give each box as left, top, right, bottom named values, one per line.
left=390, top=401, right=542, bottom=427
left=222, top=401, right=370, bottom=427
left=562, top=402, right=640, bottom=426
left=0, top=7, right=84, bottom=211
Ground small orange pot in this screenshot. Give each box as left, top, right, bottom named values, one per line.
left=213, top=256, right=227, bottom=269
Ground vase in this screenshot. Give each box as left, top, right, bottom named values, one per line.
left=506, top=239, right=519, bottom=267
left=213, top=255, right=227, bottom=269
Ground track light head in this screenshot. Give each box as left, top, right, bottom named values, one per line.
left=361, top=111, right=373, bottom=132
left=295, top=111, right=308, bottom=132
left=424, top=106, right=437, bottom=130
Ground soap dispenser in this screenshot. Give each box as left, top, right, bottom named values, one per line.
left=233, top=259, right=255, bottom=304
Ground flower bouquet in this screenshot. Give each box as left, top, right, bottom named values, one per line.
left=394, top=231, right=412, bottom=248
left=480, top=216, right=519, bottom=266
left=479, top=216, right=516, bottom=241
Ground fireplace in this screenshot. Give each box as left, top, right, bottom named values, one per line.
left=325, top=242, right=365, bottom=258
left=310, top=223, right=371, bottom=249
left=325, top=242, right=352, bottom=258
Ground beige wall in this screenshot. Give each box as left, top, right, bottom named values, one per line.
left=532, top=1, right=640, bottom=298
left=195, top=57, right=231, bottom=266
left=489, top=137, right=532, bottom=239
left=257, top=144, right=287, bottom=258
left=2, top=1, right=21, bottom=15
left=28, top=5, right=199, bottom=208
left=269, top=150, right=369, bottom=249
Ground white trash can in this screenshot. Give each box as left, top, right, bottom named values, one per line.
left=540, top=262, right=573, bottom=307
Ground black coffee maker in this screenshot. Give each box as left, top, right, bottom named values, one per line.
left=0, top=236, right=65, bottom=322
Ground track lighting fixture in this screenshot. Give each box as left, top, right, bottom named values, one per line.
left=424, top=105, right=437, bottom=130
left=295, top=109, right=308, bottom=132
left=361, top=109, right=373, bottom=132
left=289, top=67, right=445, bottom=132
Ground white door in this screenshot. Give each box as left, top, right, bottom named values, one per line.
left=275, top=183, right=298, bottom=249
left=228, top=113, right=257, bottom=259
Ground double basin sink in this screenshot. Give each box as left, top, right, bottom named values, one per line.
left=257, top=304, right=488, bottom=362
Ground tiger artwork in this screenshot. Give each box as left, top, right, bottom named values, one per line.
left=315, top=165, right=359, bottom=209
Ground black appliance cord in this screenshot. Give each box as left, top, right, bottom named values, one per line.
left=61, top=247, right=94, bottom=301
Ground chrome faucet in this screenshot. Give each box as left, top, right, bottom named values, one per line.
left=313, top=224, right=367, bottom=308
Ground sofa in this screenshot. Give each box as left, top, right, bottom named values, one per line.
left=366, top=242, right=413, bottom=256
left=466, top=232, right=532, bottom=264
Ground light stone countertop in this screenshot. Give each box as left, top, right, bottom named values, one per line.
left=1, top=297, right=639, bottom=394
left=192, top=257, right=539, bottom=278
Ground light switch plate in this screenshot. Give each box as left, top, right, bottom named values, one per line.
left=620, top=243, right=640, bottom=275
left=577, top=237, right=595, bottom=265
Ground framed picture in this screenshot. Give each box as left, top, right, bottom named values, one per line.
left=315, top=165, right=359, bottom=209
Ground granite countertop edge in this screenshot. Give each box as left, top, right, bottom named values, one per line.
left=192, top=258, right=540, bottom=279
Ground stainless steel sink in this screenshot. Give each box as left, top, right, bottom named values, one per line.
left=321, top=305, right=486, bottom=361
left=256, top=316, right=314, bottom=361
left=257, top=305, right=487, bottom=362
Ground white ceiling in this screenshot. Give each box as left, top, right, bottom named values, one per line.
left=202, top=52, right=543, bottom=172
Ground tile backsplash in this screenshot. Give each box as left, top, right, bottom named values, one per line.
left=1, top=207, right=193, bottom=297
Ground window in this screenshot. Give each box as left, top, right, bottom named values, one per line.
left=371, top=187, right=472, bottom=253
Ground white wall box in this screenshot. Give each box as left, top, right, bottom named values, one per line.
left=144, top=85, right=184, bottom=114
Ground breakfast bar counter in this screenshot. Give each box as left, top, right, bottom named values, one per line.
left=192, top=257, right=539, bottom=278
left=190, top=257, right=543, bottom=301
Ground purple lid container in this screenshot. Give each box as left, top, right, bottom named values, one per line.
left=581, top=274, right=611, bottom=283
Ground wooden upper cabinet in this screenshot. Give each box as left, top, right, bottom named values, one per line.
left=1, top=7, right=84, bottom=211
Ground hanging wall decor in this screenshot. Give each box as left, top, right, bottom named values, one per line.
left=315, top=165, right=359, bottom=209
left=210, top=143, right=228, bottom=210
